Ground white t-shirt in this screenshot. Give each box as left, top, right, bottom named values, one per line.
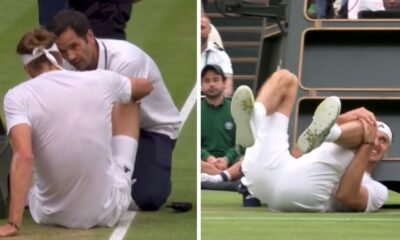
left=348, top=0, right=384, bottom=19
left=201, top=41, right=233, bottom=75
left=329, top=172, right=388, bottom=212
left=95, top=39, right=181, bottom=139
left=4, top=69, right=131, bottom=228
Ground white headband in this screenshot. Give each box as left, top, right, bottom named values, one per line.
left=377, top=121, right=393, bottom=144
left=20, top=43, right=62, bottom=69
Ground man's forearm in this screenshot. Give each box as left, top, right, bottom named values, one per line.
left=8, top=154, right=34, bottom=227
left=335, top=144, right=371, bottom=211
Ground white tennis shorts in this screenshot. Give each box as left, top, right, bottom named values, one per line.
left=241, top=102, right=355, bottom=212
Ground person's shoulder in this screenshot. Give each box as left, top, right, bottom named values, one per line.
left=210, top=41, right=225, bottom=52
left=101, top=38, right=144, bottom=55
left=4, top=79, right=33, bottom=102
left=87, top=69, right=124, bottom=80
left=101, top=38, right=149, bottom=63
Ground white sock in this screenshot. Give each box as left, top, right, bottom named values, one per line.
left=201, top=173, right=223, bottom=183
left=252, top=102, right=267, bottom=131
left=324, top=124, right=342, bottom=142
left=220, top=171, right=231, bottom=181
left=112, top=135, right=138, bottom=171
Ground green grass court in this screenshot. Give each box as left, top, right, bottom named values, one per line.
left=202, top=190, right=400, bottom=240
left=0, top=0, right=196, bottom=239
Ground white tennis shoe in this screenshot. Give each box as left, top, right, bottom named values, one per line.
left=231, top=86, right=255, bottom=148
left=297, top=96, right=341, bottom=153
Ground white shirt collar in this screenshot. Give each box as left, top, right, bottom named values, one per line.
left=96, top=38, right=107, bottom=69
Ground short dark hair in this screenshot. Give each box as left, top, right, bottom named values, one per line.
left=46, top=10, right=91, bottom=38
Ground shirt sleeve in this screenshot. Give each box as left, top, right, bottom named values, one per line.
left=224, top=147, right=240, bottom=165
left=364, top=179, right=388, bottom=212
left=218, top=50, right=233, bottom=75
left=3, top=89, right=31, bottom=134
left=98, top=70, right=132, bottom=104
left=115, top=51, right=151, bottom=81
left=201, top=149, right=210, bottom=161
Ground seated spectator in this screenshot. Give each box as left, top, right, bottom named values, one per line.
left=201, top=13, right=233, bottom=96
left=383, top=0, right=400, bottom=9
left=200, top=64, right=244, bottom=182
left=307, top=0, right=318, bottom=18
left=201, top=6, right=224, bottom=48
left=348, top=0, right=385, bottom=19
left=355, top=0, right=400, bottom=18
left=315, top=0, right=335, bottom=18
left=309, top=0, right=346, bottom=18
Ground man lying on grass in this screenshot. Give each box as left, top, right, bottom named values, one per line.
left=231, top=69, right=390, bottom=212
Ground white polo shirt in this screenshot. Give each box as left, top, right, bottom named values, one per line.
left=4, top=69, right=132, bottom=228
left=96, top=39, right=181, bottom=139
left=201, top=41, right=233, bottom=75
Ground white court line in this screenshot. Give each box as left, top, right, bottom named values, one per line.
left=109, top=211, right=137, bottom=240
left=178, top=83, right=198, bottom=135
left=203, top=217, right=400, bottom=222
left=108, top=83, right=198, bottom=240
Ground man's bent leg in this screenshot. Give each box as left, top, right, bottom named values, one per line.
left=232, top=70, right=298, bottom=204
left=256, top=69, right=299, bottom=118
left=335, top=120, right=366, bottom=148
left=231, top=69, right=298, bottom=148
left=131, top=131, right=175, bottom=211
left=112, top=102, right=140, bottom=173
left=103, top=102, right=139, bottom=226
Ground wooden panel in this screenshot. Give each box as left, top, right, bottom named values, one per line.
left=372, top=160, right=400, bottom=193
left=299, top=29, right=400, bottom=91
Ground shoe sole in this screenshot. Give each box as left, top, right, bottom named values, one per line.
left=231, top=86, right=255, bottom=148
left=297, top=96, right=341, bottom=153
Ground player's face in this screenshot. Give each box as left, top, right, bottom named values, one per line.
left=370, top=131, right=390, bottom=162
left=201, top=70, right=225, bottom=99
left=55, top=27, right=97, bottom=70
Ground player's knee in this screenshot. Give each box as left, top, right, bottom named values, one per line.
left=276, top=69, right=297, bottom=81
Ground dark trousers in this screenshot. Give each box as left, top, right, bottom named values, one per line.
left=69, top=0, right=132, bottom=40
left=132, top=130, right=176, bottom=211
left=37, top=0, right=69, bottom=26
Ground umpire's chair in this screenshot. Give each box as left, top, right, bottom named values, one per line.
left=0, top=117, right=11, bottom=218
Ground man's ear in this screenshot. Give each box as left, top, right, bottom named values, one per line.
left=86, top=29, right=96, bottom=44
